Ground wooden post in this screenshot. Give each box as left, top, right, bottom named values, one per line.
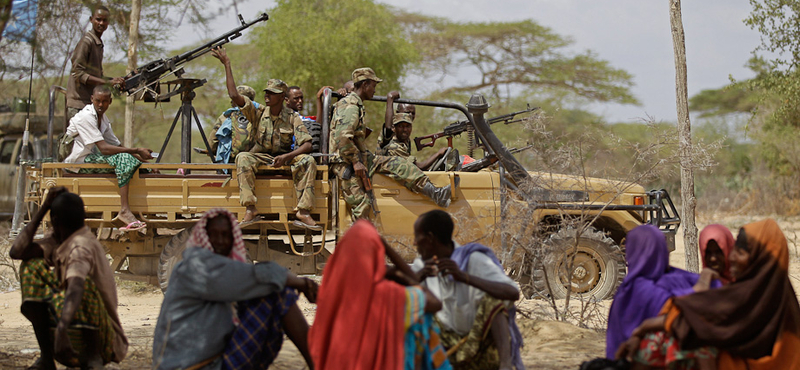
left=669, top=0, right=700, bottom=272
left=124, top=0, right=142, bottom=148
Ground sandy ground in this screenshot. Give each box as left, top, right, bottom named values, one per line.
left=1, top=215, right=799, bottom=369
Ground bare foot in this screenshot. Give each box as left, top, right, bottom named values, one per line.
left=243, top=205, right=259, bottom=223
left=296, top=210, right=316, bottom=227
left=118, top=209, right=138, bottom=225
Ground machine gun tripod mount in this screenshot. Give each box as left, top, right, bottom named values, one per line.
left=154, top=77, right=214, bottom=167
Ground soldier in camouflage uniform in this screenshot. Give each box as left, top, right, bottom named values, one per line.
left=329, top=68, right=452, bottom=219
left=208, top=85, right=262, bottom=163
left=377, top=112, right=449, bottom=170
left=212, top=47, right=318, bottom=229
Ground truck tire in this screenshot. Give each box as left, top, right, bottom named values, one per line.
left=158, top=227, right=193, bottom=293
left=531, top=227, right=625, bottom=300
left=304, top=120, right=321, bottom=153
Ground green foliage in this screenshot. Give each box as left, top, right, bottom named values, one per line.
left=251, top=0, right=418, bottom=102
left=398, top=13, right=638, bottom=106
left=689, top=82, right=759, bottom=118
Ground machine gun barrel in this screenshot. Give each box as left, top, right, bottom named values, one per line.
left=121, top=13, right=269, bottom=97
left=462, top=144, right=533, bottom=172
left=414, top=105, right=539, bottom=151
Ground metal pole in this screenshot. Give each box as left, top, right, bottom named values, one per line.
left=11, top=42, right=37, bottom=235
left=180, top=84, right=193, bottom=164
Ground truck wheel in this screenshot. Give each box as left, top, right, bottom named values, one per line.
left=304, top=120, right=321, bottom=153
left=532, top=227, right=625, bottom=300
left=158, top=227, right=193, bottom=293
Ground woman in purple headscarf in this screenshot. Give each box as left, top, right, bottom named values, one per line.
left=606, top=225, right=718, bottom=368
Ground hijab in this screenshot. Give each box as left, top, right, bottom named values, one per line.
left=186, top=208, right=248, bottom=262
left=606, top=224, right=700, bottom=358
left=308, top=220, right=407, bottom=370
left=672, top=219, right=800, bottom=359
left=699, top=224, right=735, bottom=283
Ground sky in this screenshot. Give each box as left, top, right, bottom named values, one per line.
left=164, top=0, right=763, bottom=124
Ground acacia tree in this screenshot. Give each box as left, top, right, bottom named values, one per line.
left=397, top=13, right=638, bottom=106
left=251, top=0, right=418, bottom=103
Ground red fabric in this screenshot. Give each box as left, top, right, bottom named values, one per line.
left=699, top=224, right=734, bottom=283
left=308, top=220, right=406, bottom=370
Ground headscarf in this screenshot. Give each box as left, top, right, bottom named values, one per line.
left=308, top=220, right=407, bottom=370
left=187, top=208, right=248, bottom=263
left=606, top=225, right=701, bottom=358
left=699, top=224, right=735, bottom=284
left=671, top=219, right=800, bottom=360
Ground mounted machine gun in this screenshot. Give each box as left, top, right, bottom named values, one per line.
left=120, top=13, right=269, bottom=100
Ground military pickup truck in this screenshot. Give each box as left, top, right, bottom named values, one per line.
left=9, top=88, right=680, bottom=300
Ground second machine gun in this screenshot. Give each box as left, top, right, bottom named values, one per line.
left=413, top=104, right=539, bottom=151
left=120, top=13, right=269, bottom=99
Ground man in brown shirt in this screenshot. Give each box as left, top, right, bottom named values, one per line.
left=9, top=187, right=128, bottom=370
left=66, top=5, right=123, bottom=119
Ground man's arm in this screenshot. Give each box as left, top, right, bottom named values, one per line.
left=382, top=91, right=399, bottom=147
left=437, top=258, right=520, bottom=301
left=211, top=46, right=245, bottom=108
left=273, top=115, right=314, bottom=167
left=315, top=86, right=335, bottom=123
left=8, top=187, right=67, bottom=260
left=273, top=142, right=311, bottom=167
left=415, top=148, right=448, bottom=170
left=94, top=140, right=153, bottom=160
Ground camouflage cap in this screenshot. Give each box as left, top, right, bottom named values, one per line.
left=236, top=85, right=256, bottom=101
left=352, top=67, right=383, bottom=83
left=392, top=112, right=413, bottom=126
left=263, top=79, right=288, bottom=94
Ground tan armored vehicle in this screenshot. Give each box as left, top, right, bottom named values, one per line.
left=11, top=88, right=680, bottom=300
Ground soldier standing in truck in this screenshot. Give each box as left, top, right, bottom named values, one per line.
left=329, top=67, right=452, bottom=220
left=66, top=5, right=124, bottom=120
left=211, top=46, right=318, bottom=229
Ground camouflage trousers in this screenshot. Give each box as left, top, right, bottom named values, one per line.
left=437, top=295, right=509, bottom=370
left=236, top=152, right=316, bottom=211
left=332, top=152, right=429, bottom=219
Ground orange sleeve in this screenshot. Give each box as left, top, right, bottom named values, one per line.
left=660, top=298, right=681, bottom=334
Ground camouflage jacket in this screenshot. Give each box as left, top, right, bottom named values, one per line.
left=377, top=135, right=417, bottom=164
left=329, top=92, right=367, bottom=164
left=209, top=103, right=263, bottom=162
left=240, top=97, right=311, bottom=155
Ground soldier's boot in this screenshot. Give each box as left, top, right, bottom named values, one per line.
left=421, top=183, right=451, bottom=208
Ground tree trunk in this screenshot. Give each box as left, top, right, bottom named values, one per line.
left=669, top=0, right=699, bottom=272
left=124, top=0, right=142, bottom=148
left=0, top=0, right=15, bottom=44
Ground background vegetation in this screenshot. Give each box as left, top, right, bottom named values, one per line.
left=0, top=0, right=797, bottom=215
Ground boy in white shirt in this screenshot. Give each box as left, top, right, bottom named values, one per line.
left=411, top=210, right=524, bottom=370
left=64, top=85, right=154, bottom=230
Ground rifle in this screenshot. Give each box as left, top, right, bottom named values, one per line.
left=121, top=13, right=269, bottom=98
left=413, top=104, right=539, bottom=151
left=462, top=145, right=534, bottom=172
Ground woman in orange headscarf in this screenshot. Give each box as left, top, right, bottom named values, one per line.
left=617, top=219, right=800, bottom=369
left=308, top=220, right=451, bottom=370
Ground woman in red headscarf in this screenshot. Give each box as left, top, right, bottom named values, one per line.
left=617, top=219, right=800, bottom=369
left=699, top=225, right=735, bottom=284
left=308, top=220, right=451, bottom=370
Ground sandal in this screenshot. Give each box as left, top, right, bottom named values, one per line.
left=120, top=221, right=146, bottom=231
left=292, top=220, right=322, bottom=231
left=239, top=216, right=263, bottom=228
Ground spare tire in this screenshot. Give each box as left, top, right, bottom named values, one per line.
left=304, top=120, right=321, bottom=153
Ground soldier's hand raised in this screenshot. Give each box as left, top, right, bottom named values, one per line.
left=211, top=46, right=230, bottom=65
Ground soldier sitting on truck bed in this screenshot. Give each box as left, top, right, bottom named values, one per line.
left=211, top=46, right=318, bottom=229
left=208, top=85, right=262, bottom=164
left=64, top=85, right=154, bottom=231
left=9, top=187, right=128, bottom=370
left=329, top=67, right=452, bottom=219
left=379, top=98, right=460, bottom=171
